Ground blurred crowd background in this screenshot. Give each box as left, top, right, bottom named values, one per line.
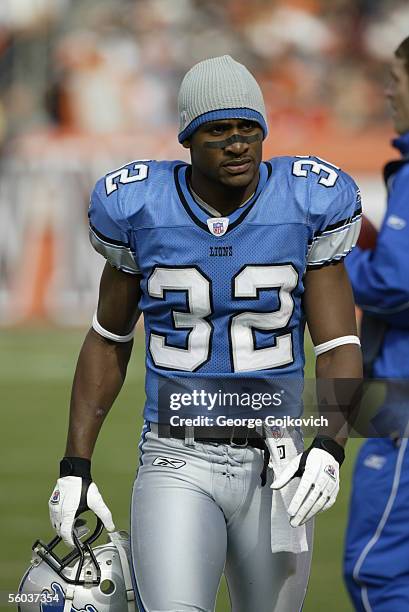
left=1, top=0, right=409, bottom=325
left=2, top=0, right=409, bottom=142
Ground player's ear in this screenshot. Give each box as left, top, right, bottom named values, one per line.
left=182, top=139, right=191, bottom=149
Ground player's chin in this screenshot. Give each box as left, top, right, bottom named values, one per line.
left=219, top=165, right=257, bottom=188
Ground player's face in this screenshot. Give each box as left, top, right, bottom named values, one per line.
left=183, top=119, right=263, bottom=189
left=385, top=57, right=409, bottom=134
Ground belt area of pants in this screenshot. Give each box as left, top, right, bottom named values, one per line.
left=161, top=425, right=270, bottom=486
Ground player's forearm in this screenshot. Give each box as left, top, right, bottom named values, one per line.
left=65, top=328, right=133, bottom=459
left=315, top=344, right=363, bottom=447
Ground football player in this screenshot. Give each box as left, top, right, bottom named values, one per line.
left=344, top=37, right=409, bottom=612
left=49, top=56, right=362, bottom=611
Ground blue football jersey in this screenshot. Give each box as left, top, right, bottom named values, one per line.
left=89, top=156, right=361, bottom=422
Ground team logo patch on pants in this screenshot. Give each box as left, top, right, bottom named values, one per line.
left=152, top=456, right=186, bottom=469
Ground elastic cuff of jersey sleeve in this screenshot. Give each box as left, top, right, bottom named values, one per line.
left=60, top=457, right=92, bottom=480
left=311, top=436, right=345, bottom=466
left=92, top=311, right=135, bottom=343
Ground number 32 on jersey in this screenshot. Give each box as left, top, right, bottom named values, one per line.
left=148, top=264, right=298, bottom=373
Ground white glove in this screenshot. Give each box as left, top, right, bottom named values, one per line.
left=49, top=476, right=115, bottom=547
left=271, top=439, right=343, bottom=527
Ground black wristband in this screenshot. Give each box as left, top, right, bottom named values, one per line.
left=60, top=457, right=92, bottom=480
left=311, top=436, right=345, bottom=467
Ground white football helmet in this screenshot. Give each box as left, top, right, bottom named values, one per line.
left=18, top=518, right=136, bottom=612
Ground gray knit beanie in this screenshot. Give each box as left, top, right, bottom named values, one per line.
left=178, top=55, right=268, bottom=143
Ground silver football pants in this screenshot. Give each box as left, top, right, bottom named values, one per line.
left=130, top=424, right=313, bottom=612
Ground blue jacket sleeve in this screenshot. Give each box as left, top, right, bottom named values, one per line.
left=345, top=165, right=409, bottom=328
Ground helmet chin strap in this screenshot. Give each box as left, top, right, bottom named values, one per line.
left=63, top=585, right=75, bottom=612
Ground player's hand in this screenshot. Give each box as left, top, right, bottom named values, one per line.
left=271, top=436, right=344, bottom=527
left=49, top=459, right=115, bottom=547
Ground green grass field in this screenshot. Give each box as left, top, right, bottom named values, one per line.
left=1, top=328, right=360, bottom=611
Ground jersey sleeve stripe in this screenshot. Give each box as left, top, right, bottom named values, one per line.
left=89, top=226, right=140, bottom=274
left=312, top=206, right=362, bottom=238
left=89, top=222, right=130, bottom=247
left=307, top=216, right=361, bottom=268
left=309, top=214, right=362, bottom=243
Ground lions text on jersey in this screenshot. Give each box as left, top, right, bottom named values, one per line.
left=89, top=156, right=361, bottom=422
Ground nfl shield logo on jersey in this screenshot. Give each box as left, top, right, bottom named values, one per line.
left=207, top=217, right=229, bottom=237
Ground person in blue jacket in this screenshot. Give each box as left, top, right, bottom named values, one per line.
left=344, top=36, right=409, bottom=611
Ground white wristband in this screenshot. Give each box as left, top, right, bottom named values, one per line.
left=92, top=311, right=135, bottom=343
left=314, top=335, right=361, bottom=357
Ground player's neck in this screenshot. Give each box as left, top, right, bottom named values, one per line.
left=189, top=168, right=259, bottom=216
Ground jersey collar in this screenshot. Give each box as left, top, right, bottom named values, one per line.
left=174, top=161, right=272, bottom=235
